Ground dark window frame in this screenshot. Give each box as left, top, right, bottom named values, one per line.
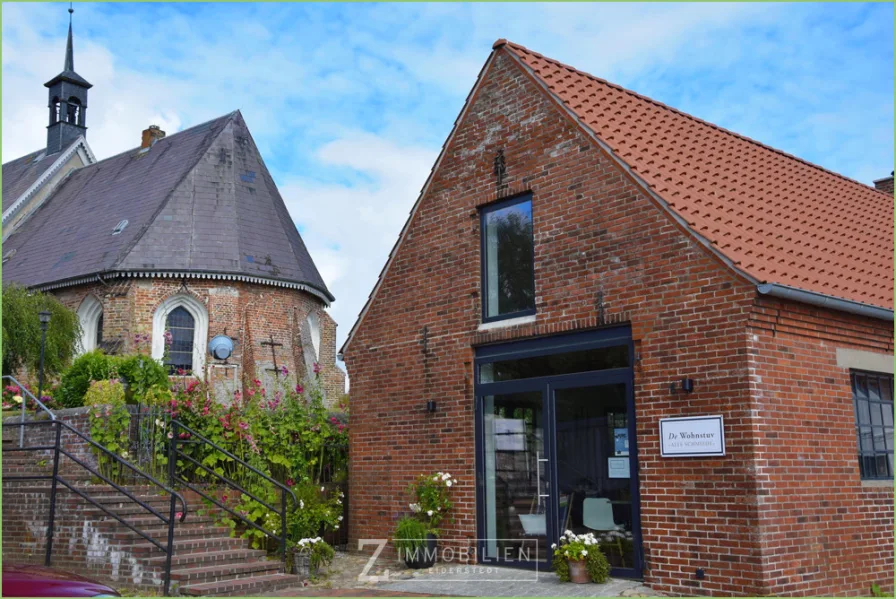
left=851, top=369, right=894, bottom=481
left=479, top=193, right=536, bottom=323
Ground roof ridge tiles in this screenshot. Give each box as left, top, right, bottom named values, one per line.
left=499, top=39, right=883, bottom=195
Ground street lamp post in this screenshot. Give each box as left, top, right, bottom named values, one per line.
left=37, top=311, right=51, bottom=405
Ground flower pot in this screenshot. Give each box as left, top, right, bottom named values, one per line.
left=291, top=550, right=319, bottom=579
left=568, top=558, right=590, bottom=584
left=402, top=533, right=437, bottom=569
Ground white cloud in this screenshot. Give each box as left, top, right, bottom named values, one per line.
left=279, top=133, right=438, bottom=353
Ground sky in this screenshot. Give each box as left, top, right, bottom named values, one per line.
left=3, top=2, right=894, bottom=374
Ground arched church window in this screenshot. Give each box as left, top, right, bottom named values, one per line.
left=76, top=295, right=103, bottom=355
left=307, top=312, right=321, bottom=360
left=165, top=307, right=195, bottom=374
left=151, top=294, right=208, bottom=378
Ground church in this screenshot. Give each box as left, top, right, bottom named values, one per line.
left=1, top=15, right=345, bottom=401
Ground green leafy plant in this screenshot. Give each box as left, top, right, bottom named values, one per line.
left=117, top=354, right=169, bottom=403
left=292, top=536, right=335, bottom=573
left=394, top=516, right=430, bottom=554
left=157, top=373, right=348, bottom=551
left=84, top=379, right=130, bottom=483
left=552, top=531, right=610, bottom=583
left=407, top=471, right=456, bottom=533
left=2, top=284, right=80, bottom=378
left=871, top=583, right=887, bottom=597
left=57, top=351, right=120, bottom=408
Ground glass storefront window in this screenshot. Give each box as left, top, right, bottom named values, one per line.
left=479, top=345, right=628, bottom=383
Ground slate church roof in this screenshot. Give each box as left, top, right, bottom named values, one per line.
left=2, top=111, right=333, bottom=304
left=4, top=147, right=61, bottom=213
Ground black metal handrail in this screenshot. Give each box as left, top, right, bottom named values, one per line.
left=3, top=419, right=187, bottom=595
left=3, top=375, right=55, bottom=448
left=169, top=420, right=298, bottom=557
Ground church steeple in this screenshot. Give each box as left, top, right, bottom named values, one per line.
left=64, top=9, right=75, bottom=72
left=45, top=4, right=92, bottom=156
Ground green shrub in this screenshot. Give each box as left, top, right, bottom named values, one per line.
left=2, top=284, right=80, bottom=377
left=552, top=531, right=611, bottom=583
left=393, top=516, right=429, bottom=554
left=84, top=379, right=130, bottom=482
left=57, top=351, right=120, bottom=408
left=117, top=354, right=169, bottom=403
left=585, top=548, right=610, bottom=583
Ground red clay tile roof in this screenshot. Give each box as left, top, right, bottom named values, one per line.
left=501, top=40, right=894, bottom=310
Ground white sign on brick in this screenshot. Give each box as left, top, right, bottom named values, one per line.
left=659, top=415, right=725, bottom=457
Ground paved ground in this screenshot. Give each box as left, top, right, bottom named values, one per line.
left=266, top=553, right=657, bottom=597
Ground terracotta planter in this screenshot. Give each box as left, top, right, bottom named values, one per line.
left=568, top=558, right=590, bottom=584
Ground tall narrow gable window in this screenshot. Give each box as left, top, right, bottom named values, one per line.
left=481, top=194, right=535, bottom=322
left=852, top=370, right=894, bottom=480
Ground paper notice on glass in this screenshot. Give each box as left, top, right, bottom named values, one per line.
left=608, top=457, right=630, bottom=478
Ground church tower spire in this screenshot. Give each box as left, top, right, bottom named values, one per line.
left=64, top=6, right=75, bottom=72
left=45, top=3, right=92, bottom=156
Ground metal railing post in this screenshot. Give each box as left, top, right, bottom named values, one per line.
left=164, top=420, right=178, bottom=596
left=280, top=488, right=287, bottom=559
left=19, top=395, right=25, bottom=447
left=164, top=492, right=176, bottom=596
left=44, top=421, right=62, bottom=566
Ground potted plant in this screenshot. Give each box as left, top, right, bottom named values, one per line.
left=394, top=516, right=437, bottom=569
left=552, top=531, right=610, bottom=584
left=393, top=471, right=457, bottom=568
left=289, top=537, right=335, bottom=579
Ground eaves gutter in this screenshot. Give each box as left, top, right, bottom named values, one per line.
left=757, top=283, right=894, bottom=322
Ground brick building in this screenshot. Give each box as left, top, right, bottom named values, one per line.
left=1, top=20, right=345, bottom=401
left=341, top=40, right=893, bottom=596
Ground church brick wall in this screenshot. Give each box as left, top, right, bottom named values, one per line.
left=342, top=48, right=893, bottom=597
left=52, top=278, right=345, bottom=404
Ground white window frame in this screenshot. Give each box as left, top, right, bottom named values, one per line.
left=307, top=311, right=321, bottom=360
left=151, top=294, right=208, bottom=378
left=76, top=295, right=103, bottom=355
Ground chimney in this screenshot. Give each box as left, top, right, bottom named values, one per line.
left=873, top=171, right=894, bottom=195
left=141, top=125, right=166, bottom=149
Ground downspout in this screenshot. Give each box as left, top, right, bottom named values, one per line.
left=757, top=283, right=894, bottom=321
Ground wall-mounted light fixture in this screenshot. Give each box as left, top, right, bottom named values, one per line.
left=426, top=400, right=437, bottom=413
left=670, top=378, right=695, bottom=394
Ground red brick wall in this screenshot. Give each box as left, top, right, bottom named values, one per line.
left=52, top=278, right=345, bottom=404
left=343, top=48, right=778, bottom=595
left=747, top=297, right=894, bottom=596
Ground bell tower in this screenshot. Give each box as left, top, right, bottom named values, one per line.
left=45, top=5, right=92, bottom=156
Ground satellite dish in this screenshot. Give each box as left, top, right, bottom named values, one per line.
left=208, top=335, right=234, bottom=360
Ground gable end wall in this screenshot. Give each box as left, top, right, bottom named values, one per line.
left=345, top=49, right=771, bottom=596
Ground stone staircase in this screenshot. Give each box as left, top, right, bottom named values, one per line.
left=2, top=424, right=299, bottom=596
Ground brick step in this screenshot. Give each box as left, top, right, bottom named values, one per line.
left=103, top=514, right=218, bottom=528
left=147, top=548, right=267, bottom=569
left=128, top=536, right=246, bottom=556
left=104, top=525, right=233, bottom=543
left=179, top=573, right=300, bottom=597
left=170, top=558, right=285, bottom=583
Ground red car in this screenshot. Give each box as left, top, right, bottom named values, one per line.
left=2, top=564, right=120, bottom=597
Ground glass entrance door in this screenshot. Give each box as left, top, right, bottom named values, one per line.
left=480, top=390, right=551, bottom=566
left=551, top=377, right=641, bottom=577
left=475, top=327, right=640, bottom=576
